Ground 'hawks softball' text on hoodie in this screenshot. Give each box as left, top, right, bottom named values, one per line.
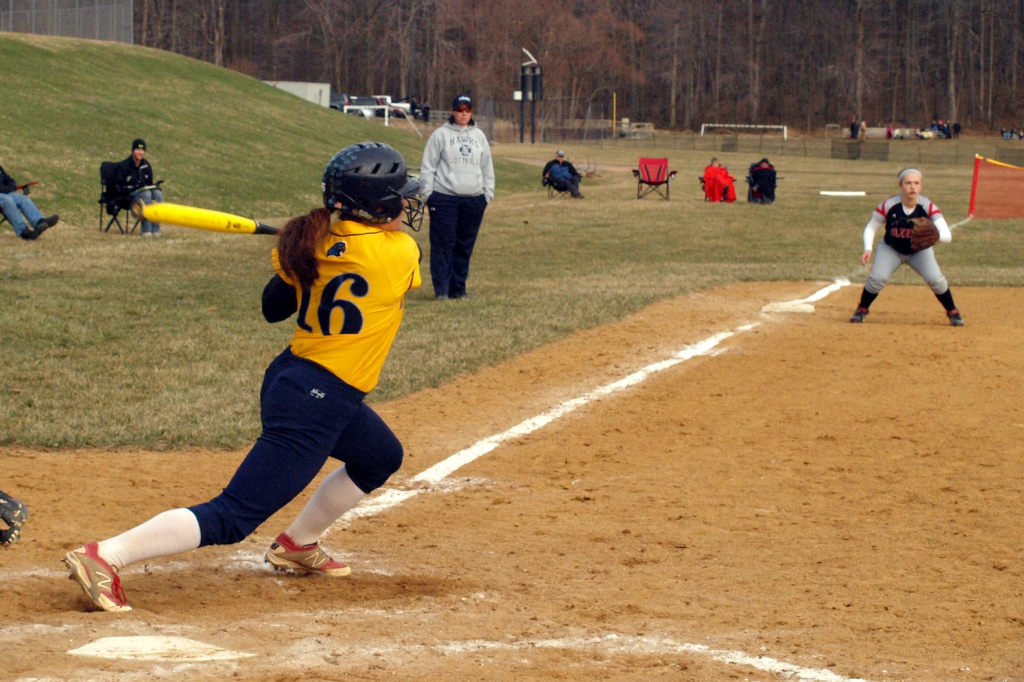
left=419, top=121, right=495, bottom=202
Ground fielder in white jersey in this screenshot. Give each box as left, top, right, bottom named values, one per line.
left=849, top=168, right=964, bottom=326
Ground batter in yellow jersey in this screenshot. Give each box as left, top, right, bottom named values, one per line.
left=273, top=220, right=420, bottom=392
left=62, top=143, right=427, bottom=612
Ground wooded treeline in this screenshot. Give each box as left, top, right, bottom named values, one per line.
left=135, top=0, right=1024, bottom=131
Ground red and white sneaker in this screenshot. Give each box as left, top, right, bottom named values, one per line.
left=62, top=542, right=131, bottom=612
left=265, top=532, right=351, bottom=577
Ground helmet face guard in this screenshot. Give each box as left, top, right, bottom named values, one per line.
left=396, top=177, right=424, bottom=231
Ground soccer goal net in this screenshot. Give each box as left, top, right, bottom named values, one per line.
left=968, top=155, right=1024, bottom=218
left=699, top=123, right=788, bottom=140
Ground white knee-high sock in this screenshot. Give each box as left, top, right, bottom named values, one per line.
left=98, top=508, right=202, bottom=570
left=284, top=466, right=365, bottom=546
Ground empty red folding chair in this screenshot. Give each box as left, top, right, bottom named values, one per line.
left=632, top=158, right=676, bottom=199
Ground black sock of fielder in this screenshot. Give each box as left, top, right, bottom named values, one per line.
left=857, top=289, right=878, bottom=311
left=935, top=288, right=957, bottom=312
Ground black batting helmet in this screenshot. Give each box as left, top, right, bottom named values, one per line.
left=322, top=142, right=422, bottom=227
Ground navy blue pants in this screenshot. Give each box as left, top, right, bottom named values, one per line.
left=189, top=349, right=403, bottom=547
left=427, top=192, right=487, bottom=298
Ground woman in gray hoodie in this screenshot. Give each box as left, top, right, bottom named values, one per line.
left=420, top=94, right=495, bottom=299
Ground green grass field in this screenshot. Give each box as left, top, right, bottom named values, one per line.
left=2, top=33, right=1022, bottom=449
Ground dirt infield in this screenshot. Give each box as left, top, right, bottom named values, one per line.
left=4, top=282, right=1022, bottom=681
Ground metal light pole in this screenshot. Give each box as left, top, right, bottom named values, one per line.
left=519, top=48, right=542, bottom=144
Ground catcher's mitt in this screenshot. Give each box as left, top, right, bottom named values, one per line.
left=0, top=490, right=28, bottom=547
left=910, top=216, right=939, bottom=251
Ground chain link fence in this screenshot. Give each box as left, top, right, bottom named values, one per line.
left=0, top=0, right=133, bottom=43
left=473, top=94, right=1024, bottom=167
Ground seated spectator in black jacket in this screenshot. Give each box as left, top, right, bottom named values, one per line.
left=116, top=138, right=164, bottom=236
left=0, top=163, right=58, bottom=241
left=542, top=150, right=584, bottom=198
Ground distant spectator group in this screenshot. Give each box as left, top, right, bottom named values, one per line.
left=913, top=119, right=960, bottom=140
left=928, top=119, right=959, bottom=139
left=854, top=117, right=962, bottom=141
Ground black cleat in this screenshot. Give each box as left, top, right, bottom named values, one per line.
left=26, top=215, right=59, bottom=240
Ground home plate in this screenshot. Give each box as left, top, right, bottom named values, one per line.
left=68, top=636, right=254, bottom=661
left=762, top=301, right=815, bottom=313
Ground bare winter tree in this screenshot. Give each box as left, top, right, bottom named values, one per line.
left=745, top=0, right=768, bottom=121
left=133, top=0, right=1024, bottom=132
left=853, top=0, right=866, bottom=124
left=199, top=0, right=226, bottom=66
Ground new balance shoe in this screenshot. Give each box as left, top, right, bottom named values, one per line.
left=948, top=309, right=964, bottom=327
left=849, top=307, right=869, bottom=323
left=265, top=532, right=351, bottom=577
left=62, top=543, right=131, bottom=612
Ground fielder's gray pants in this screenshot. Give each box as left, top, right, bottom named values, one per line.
left=865, top=240, right=948, bottom=295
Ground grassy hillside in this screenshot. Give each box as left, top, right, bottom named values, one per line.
left=2, top=32, right=1021, bottom=449
left=0, top=32, right=536, bottom=224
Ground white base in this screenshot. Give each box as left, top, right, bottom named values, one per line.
left=762, top=302, right=815, bottom=313
left=68, top=635, right=254, bottom=661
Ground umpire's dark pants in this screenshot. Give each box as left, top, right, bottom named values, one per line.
left=427, top=192, right=487, bottom=298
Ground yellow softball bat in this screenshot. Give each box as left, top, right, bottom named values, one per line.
left=131, top=199, right=279, bottom=235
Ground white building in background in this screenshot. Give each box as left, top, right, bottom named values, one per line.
left=263, top=81, right=331, bottom=108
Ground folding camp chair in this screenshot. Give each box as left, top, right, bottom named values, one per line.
left=546, top=183, right=571, bottom=198
left=746, top=158, right=778, bottom=204
left=98, top=161, right=139, bottom=233
left=543, top=176, right=573, bottom=198
left=0, top=181, right=38, bottom=231
left=632, top=158, right=676, bottom=199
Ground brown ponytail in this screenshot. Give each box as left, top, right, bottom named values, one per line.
left=276, top=207, right=333, bottom=291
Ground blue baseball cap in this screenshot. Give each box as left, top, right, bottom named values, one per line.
left=451, top=94, right=473, bottom=109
